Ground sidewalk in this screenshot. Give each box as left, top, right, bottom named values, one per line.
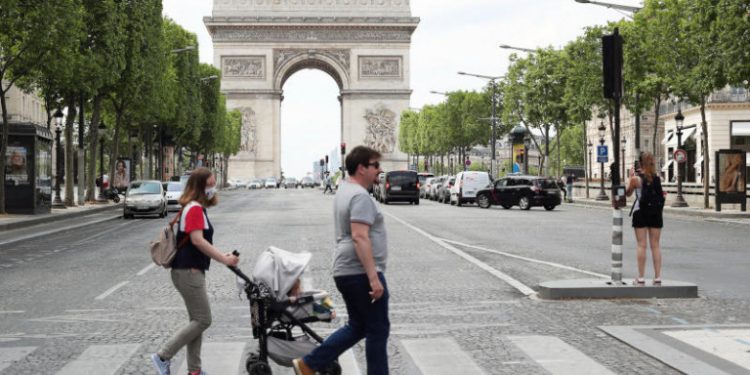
left=0, top=201, right=121, bottom=232
left=567, top=196, right=750, bottom=222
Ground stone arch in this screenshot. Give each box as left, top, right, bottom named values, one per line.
left=273, top=51, right=351, bottom=92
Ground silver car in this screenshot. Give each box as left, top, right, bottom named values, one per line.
left=123, top=180, right=167, bottom=219
left=164, top=181, right=183, bottom=212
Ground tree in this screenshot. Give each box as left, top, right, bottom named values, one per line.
left=715, top=0, right=750, bottom=86
left=398, top=109, right=419, bottom=164
left=0, top=1, right=82, bottom=213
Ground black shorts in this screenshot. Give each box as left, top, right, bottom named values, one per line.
left=632, top=209, right=663, bottom=228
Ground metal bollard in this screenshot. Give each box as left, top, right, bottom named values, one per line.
left=610, top=208, right=623, bottom=283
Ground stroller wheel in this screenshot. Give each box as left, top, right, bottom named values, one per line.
left=246, top=360, right=271, bottom=375
left=320, top=361, right=342, bottom=375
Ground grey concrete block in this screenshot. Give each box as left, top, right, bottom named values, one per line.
left=538, top=278, right=698, bottom=299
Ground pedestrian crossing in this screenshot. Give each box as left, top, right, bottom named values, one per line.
left=0, top=332, right=744, bottom=374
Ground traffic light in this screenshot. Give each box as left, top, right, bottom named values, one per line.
left=325, top=155, right=329, bottom=164
left=319, top=159, right=324, bottom=167
left=602, top=28, right=623, bottom=100
left=340, top=143, right=346, bottom=155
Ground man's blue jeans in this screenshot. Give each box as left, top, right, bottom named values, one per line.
left=304, top=273, right=390, bottom=375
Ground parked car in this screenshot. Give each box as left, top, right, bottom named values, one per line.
left=300, top=176, right=316, bottom=188
left=450, top=171, right=493, bottom=206
left=283, top=178, right=298, bottom=189
left=248, top=179, right=263, bottom=189
left=436, top=176, right=455, bottom=204
left=264, top=178, right=278, bottom=189
left=372, top=172, right=385, bottom=200
left=475, top=175, right=561, bottom=210
left=234, top=179, right=248, bottom=189
left=379, top=170, right=420, bottom=205
left=428, top=176, right=446, bottom=200
left=164, top=181, right=184, bottom=212
left=417, top=172, right=434, bottom=198
left=123, top=180, right=167, bottom=219
left=420, top=176, right=436, bottom=199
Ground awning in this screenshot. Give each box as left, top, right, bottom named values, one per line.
left=683, top=126, right=697, bottom=141
left=693, top=156, right=703, bottom=169
left=666, top=126, right=697, bottom=147
left=661, top=159, right=674, bottom=172
left=661, top=130, right=674, bottom=145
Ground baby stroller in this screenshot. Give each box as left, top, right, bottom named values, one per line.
left=229, top=247, right=342, bottom=375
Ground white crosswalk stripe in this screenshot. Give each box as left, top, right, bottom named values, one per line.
left=508, top=335, right=616, bottom=375
left=338, top=349, right=362, bottom=375
left=177, top=342, right=246, bottom=375
left=55, top=344, right=140, bottom=375
left=0, top=346, right=36, bottom=371
left=663, top=328, right=750, bottom=370
left=401, top=337, right=485, bottom=375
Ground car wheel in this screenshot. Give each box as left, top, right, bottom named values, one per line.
left=456, top=196, right=462, bottom=207
left=112, top=195, right=120, bottom=203
left=544, top=205, right=556, bottom=211
left=477, top=194, right=491, bottom=209
left=414, top=198, right=420, bottom=205
left=519, top=196, right=531, bottom=210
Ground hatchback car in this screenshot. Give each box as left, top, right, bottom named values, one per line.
left=248, top=179, right=263, bottom=189
left=300, top=176, right=316, bottom=188
left=283, top=178, right=298, bottom=189
left=475, top=175, right=561, bottom=210
left=264, top=178, right=278, bottom=189
left=379, top=170, right=420, bottom=205
left=164, top=181, right=184, bottom=212
left=436, top=176, right=455, bottom=204
left=123, top=180, right=167, bottom=219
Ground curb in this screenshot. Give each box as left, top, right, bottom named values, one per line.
left=0, top=204, right=123, bottom=232
left=0, top=214, right=122, bottom=247
left=567, top=200, right=750, bottom=220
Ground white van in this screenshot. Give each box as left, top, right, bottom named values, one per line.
left=450, top=171, right=492, bottom=206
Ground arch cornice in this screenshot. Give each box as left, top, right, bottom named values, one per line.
left=273, top=49, right=351, bottom=91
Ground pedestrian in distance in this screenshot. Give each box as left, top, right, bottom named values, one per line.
left=323, top=172, right=334, bottom=194
left=625, top=152, right=665, bottom=286
left=566, top=173, right=575, bottom=203
left=293, top=146, right=390, bottom=375
left=151, top=167, right=240, bottom=375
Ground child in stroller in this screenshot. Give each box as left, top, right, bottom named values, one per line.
left=229, top=247, right=342, bottom=375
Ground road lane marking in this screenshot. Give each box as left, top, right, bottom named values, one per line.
left=508, top=335, right=616, bottom=375
left=401, top=337, right=485, bottom=375
left=439, top=239, right=609, bottom=279
left=338, top=349, right=362, bottom=375
left=94, top=281, right=130, bottom=300
left=0, top=346, right=36, bottom=371
left=54, top=344, right=139, bottom=375
left=384, top=212, right=535, bottom=296
left=0, top=311, right=25, bottom=314
left=177, top=342, right=245, bottom=374
left=136, top=263, right=156, bottom=276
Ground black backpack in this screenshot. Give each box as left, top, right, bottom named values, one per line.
left=638, top=174, right=665, bottom=213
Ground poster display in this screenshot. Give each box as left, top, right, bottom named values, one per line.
left=113, top=158, right=131, bottom=190
left=512, top=143, right=525, bottom=173
left=5, top=145, right=29, bottom=185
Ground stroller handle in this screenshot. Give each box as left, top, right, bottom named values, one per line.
left=227, top=250, right=253, bottom=285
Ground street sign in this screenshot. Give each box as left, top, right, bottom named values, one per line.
left=597, top=145, right=608, bottom=163
left=674, top=149, right=688, bottom=164
left=465, top=159, right=472, bottom=166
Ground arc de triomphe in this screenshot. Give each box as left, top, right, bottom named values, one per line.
left=204, top=0, right=419, bottom=180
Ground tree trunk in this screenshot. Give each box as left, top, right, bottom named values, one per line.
left=556, top=128, right=561, bottom=178
left=700, top=97, right=709, bottom=209
left=652, top=97, right=662, bottom=156
left=64, top=96, right=77, bottom=206
left=0, top=88, right=9, bottom=214
left=109, top=112, right=122, bottom=184
left=85, top=95, right=103, bottom=202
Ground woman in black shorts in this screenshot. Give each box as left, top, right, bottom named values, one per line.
left=626, top=152, right=664, bottom=286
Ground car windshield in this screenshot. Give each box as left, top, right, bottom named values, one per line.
left=167, top=182, right=183, bottom=192
left=128, top=182, right=160, bottom=195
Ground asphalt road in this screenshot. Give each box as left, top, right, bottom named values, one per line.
left=0, top=188, right=747, bottom=375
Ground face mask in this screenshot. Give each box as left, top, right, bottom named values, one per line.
left=205, top=187, right=217, bottom=200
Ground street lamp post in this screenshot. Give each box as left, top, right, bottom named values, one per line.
left=596, top=122, right=609, bottom=201
left=573, top=0, right=641, bottom=17
left=499, top=44, right=536, bottom=53
left=621, top=138, right=627, bottom=179
left=97, top=120, right=107, bottom=202
left=52, top=109, right=66, bottom=209
left=587, top=140, right=593, bottom=199
left=458, top=71, right=502, bottom=178
left=672, top=108, right=689, bottom=207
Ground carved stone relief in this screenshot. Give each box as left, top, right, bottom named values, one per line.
left=240, top=107, right=258, bottom=155
left=359, top=56, right=402, bottom=79
left=273, top=49, right=350, bottom=75
left=212, top=28, right=413, bottom=43
left=363, top=104, right=397, bottom=154
left=222, top=56, right=265, bottom=79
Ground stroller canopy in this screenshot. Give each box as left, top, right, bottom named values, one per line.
left=252, top=246, right=312, bottom=301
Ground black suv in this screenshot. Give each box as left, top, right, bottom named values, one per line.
left=475, top=175, right=561, bottom=210
left=378, top=170, right=420, bottom=205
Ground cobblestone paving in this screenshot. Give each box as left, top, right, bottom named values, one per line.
left=0, top=190, right=747, bottom=374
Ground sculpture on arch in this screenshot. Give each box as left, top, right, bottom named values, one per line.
left=240, top=107, right=258, bottom=154
left=364, top=105, right=397, bottom=154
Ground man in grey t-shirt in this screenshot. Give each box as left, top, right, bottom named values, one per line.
left=294, top=146, right=390, bottom=375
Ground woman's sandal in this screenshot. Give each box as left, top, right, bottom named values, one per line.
left=633, top=278, right=645, bottom=286
left=653, top=278, right=662, bottom=285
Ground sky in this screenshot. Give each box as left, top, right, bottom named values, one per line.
left=162, top=0, right=637, bottom=178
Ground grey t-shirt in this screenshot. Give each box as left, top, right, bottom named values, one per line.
left=332, top=180, right=388, bottom=277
